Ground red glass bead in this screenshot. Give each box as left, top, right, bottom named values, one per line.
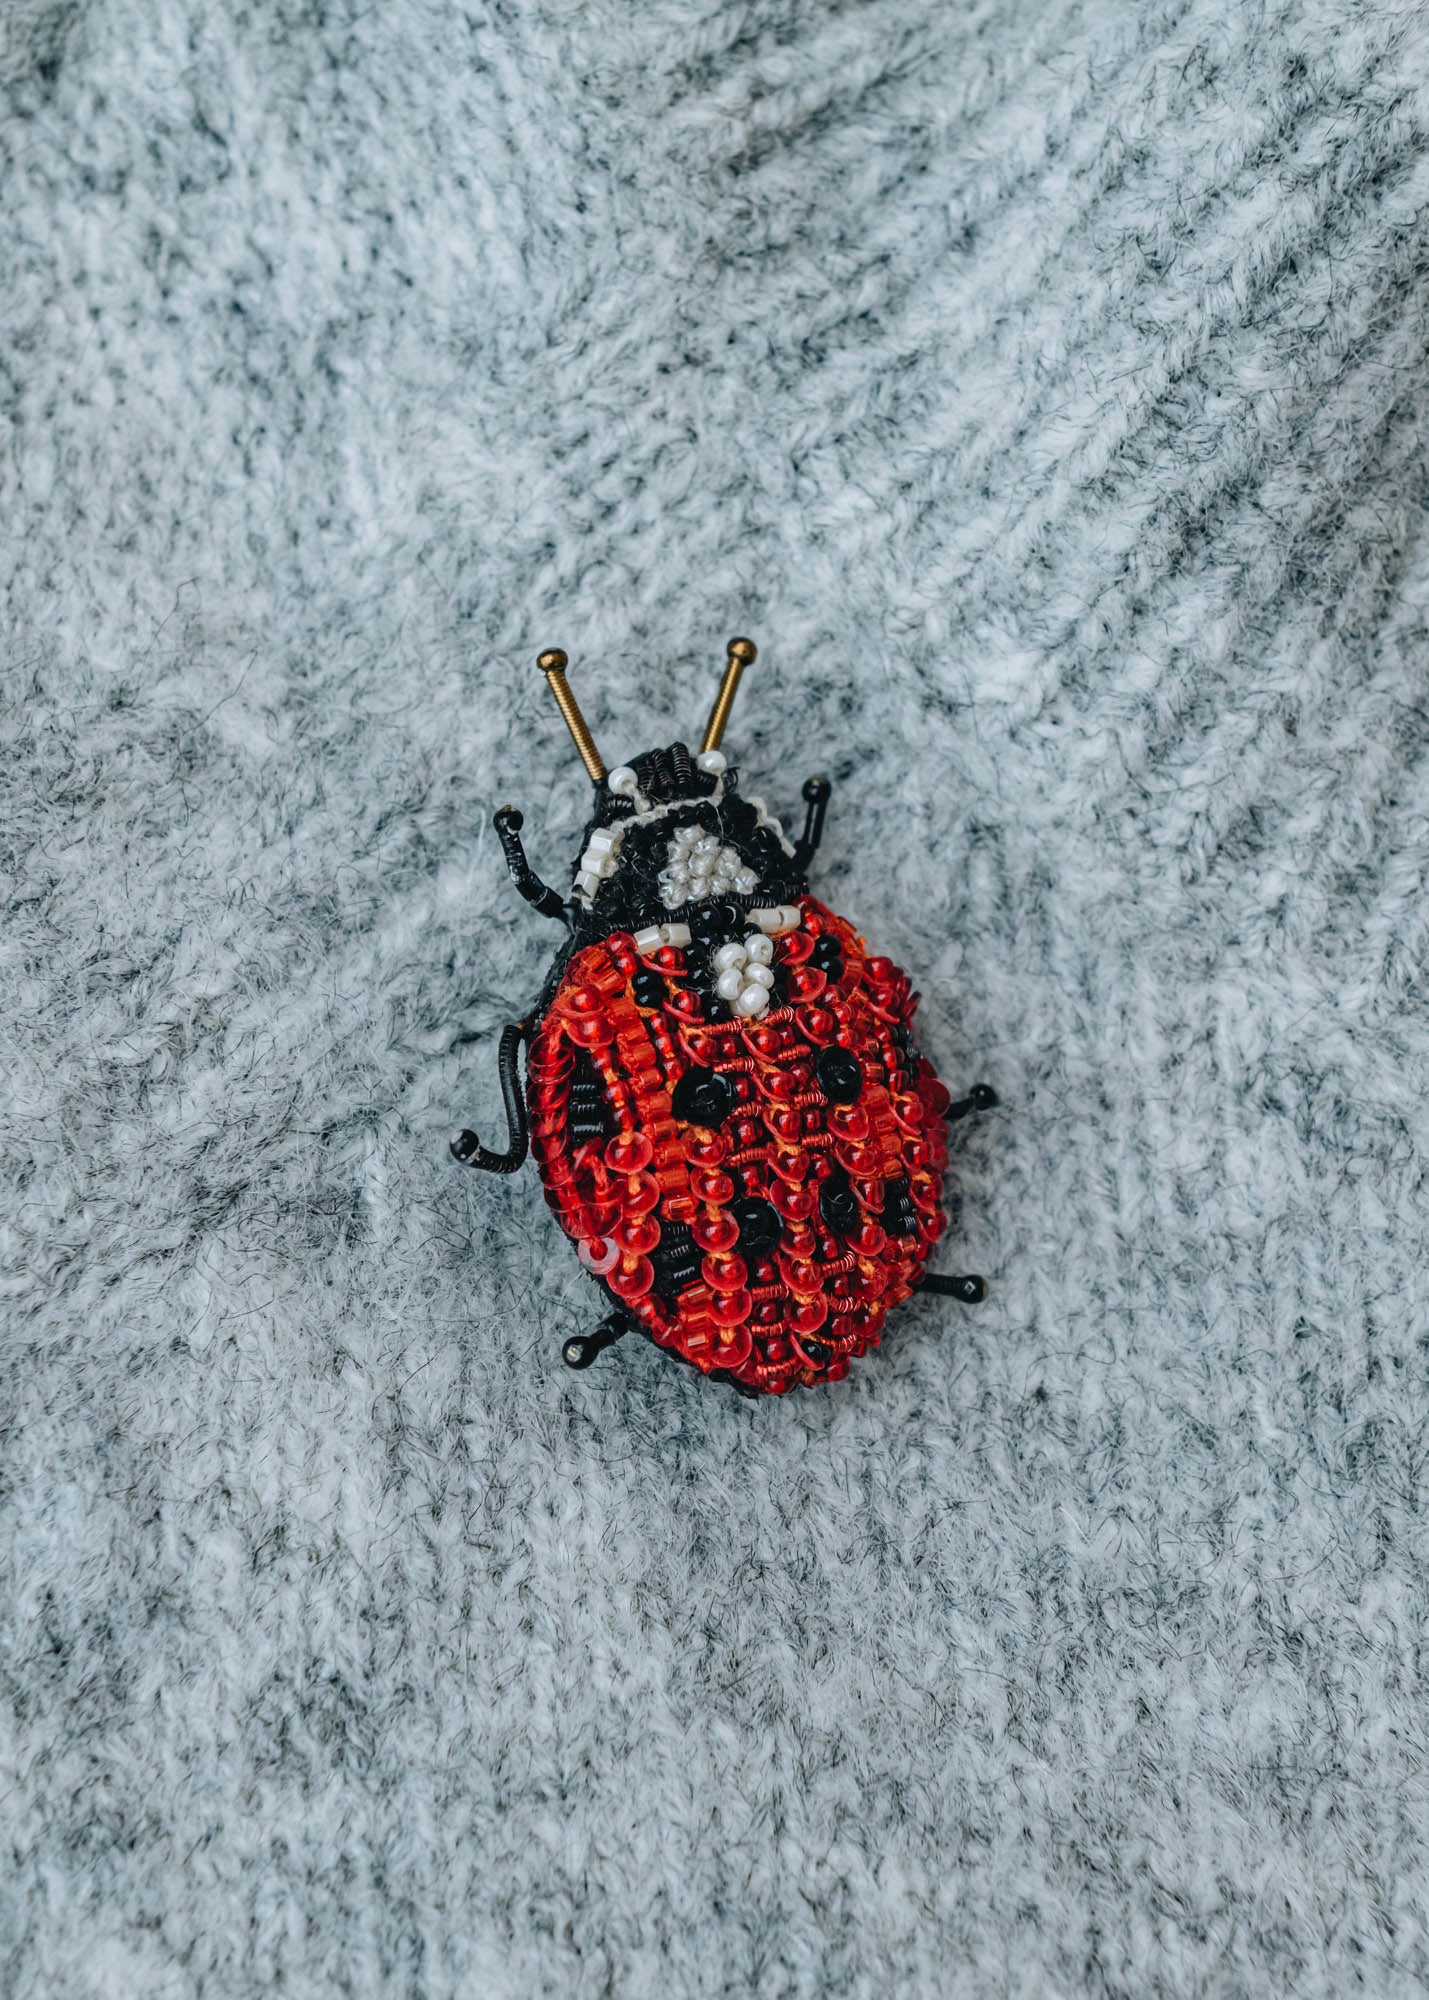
left=796, top=1004, right=835, bottom=1040
left=711, top=1287, right=752, bottom=1329
left=654, top=946, right=685, bottom=973
left=771, top=1148, right=811, bottom=1184
left=779, top=929, right=815, bottom=965
left=702, top=1252, right=748, bottom=1293
left=789, top=966, right=827, bottom=1001
left=686, top=1131, right=730, bottom=1168
left=615, top=1213, right=661, bottom=1255
left=609, top=1255, right=654, bottom=1300
left=714, top=1322, right=753, bottom=1368
left=830, top=1103, right=870, bottom=1141
left=770, top=1180, right=814, bottom=1223
left=854, top=1221, right=887, bottom=1256
left=605, top=1130, right=653, bottom=1174
left=622, top=1172, right=660, bottom=1216
left=791, top=1295, right=829, bottom=1335
left=693, top=1168, right=734, bottom=1205
left=692, top=1209, right=740, bottom=1253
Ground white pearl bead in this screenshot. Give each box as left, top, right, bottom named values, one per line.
left=608, top=767, right=639, bottom=797
left=696, top=750, right=726, bottom=775
left=735, top=984, right=768, bottom=1016
left=745, top=964, right=775, bottom=990
left=733, top=868, right=758, bottom=895
left=745, top=934, right=773, bottom=965
left=713, top=941, right=747, bottom=970
left=716, top=968, right=744, bottom=1002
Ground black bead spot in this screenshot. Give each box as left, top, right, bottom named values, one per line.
left=732, top=1197, right=781, bottom=1259
left=650, top=1219, right=700, bottom=1307
left=800, top=1339, right=831, bottom=1368
left=811, top=935, right=844, bottom=980
left=815, top=1046, right=862, bottom=1103
left=632, top=967, right=665, bottom=1009
left=689, top=900, right=744, bottom=948
left=819, top=1166, right=860, bottom=1235
left=882, top=1174, right=917, bottom=1236
left=671, top=1065, right=737, bottom=1128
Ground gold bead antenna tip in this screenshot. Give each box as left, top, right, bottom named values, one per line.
left=701, top=636, right=757, bottom=753
left=537, top=648, right=606, bottom=782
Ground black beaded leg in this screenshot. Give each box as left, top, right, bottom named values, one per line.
left=450, top=1022, right=529, bottom=1173
left=563, top=1311, right=631, bottom=1371
left=791, top=775, right=831, bottom=872
left=947, top=1083, right=998, bottom=1121
left=918, top=1273, right=988, bottom=1303
left=494, top=806, right=568, bottom=922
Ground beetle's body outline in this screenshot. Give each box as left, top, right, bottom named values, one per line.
left=451, top=640, right=995, bottom=1395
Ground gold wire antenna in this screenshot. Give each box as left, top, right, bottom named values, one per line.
left=700, top=636, right=757, bottom=753
left=537, top=649, right=606, bottom=781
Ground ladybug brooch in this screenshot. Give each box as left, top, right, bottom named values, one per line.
left=451, top=637, right=996, bottom=1395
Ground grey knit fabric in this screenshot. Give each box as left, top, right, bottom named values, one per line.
left=4, top=2, right=1428, bottom=1994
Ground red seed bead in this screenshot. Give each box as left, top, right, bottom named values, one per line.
left=622, top=1172, right=660, bottom=1216
left=692, top=1209, right=740, bottom=1253
left=854, top=1221, right=887, bottom=1256
left=714, top=1322, right=753, bottom=1367
left=693, top=1168, right=734, bottom=1205
left=733, top=1117, right=762, bottom=1149
left=654, top=946, right=685, bottom=973
left=702, top=1252, right=748, bottom=1293
left=568, top=985, right=602, bottom=1013
left=789, top=967, right=827, bottom=1001
left=769, top=1106, right=802, bottom=1142
left=796, top=1004, right=835, bottom=1041
left=609, top=1255, right=654, bottom=1300
left=711, top=1287, right=752, bottom=1328
left=785, top=1224, right=816, bottom=1257
left=779, top=929, right=815, bottom=965
left=781, top=1256, right=820, bottom=1295
left=606, top=1130, right=653, bottom=1174
left=749, top=1026, right=783, bottom=1058
left=686, top=1131, right=730, bottom=1168
left=791, top=1295, right=829, bottom=1335
left=615, top=1213, right=661, bottom=1255
left=771, top=1148, right=811, bottom=1184
left=770, top=1180, right=814, bottom=1222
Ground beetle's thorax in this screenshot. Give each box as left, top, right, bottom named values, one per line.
left=567, top=739, right=804, bottom=943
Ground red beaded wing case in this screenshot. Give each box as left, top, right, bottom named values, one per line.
left=450, top=639, right=996, bottom=1396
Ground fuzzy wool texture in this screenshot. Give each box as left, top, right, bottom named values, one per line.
left=4, top=1, right=1429, bottom=1995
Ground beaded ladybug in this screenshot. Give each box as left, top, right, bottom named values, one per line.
left=451, top=638, right=995, bottom=1395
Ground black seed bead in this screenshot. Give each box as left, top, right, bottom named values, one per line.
left=882, top=1174, right=918, bottom=1236
left=815, top=1046, right=862, bottom=1103
left=731, top=1196, right=781, bottom=1259
left=671, top=1065, right=738, bottom=1128
left=819, top=1166, right=860, bottom=1235
left=632, top=967, right=665, bottom=1009
left=811, top=935, right=843, bottom=979
left=800, top=1339, right=831, bottom=1368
